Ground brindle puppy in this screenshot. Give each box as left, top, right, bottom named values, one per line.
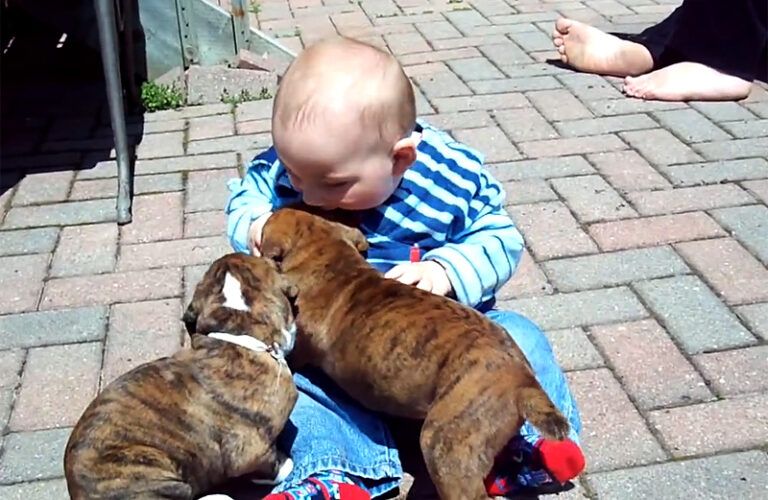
left=261, top=208, right=570, bottom=500
left=64, top=253, right=298, bottom=500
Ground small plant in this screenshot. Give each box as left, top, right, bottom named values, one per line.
left=249, top=0, right=261, bottom=15
left=140, top=81, right=185, bottom=112
left=220, top=87, right=273, bottom=105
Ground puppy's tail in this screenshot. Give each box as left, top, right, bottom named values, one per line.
left=517, top=386, right=570, bottom=441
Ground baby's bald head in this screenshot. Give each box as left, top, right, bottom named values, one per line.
left=272, top=37, right=416, bottom=149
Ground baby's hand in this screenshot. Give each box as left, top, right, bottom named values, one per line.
left=384, top=261, right=453, bottom=296
left=247, top=212, right=273, bottom=256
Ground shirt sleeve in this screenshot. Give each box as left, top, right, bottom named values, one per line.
left=422, top=168, right=524, bottom=307
left=225, top=147, right=285, bottom=254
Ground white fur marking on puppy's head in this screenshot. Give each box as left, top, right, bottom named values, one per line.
left=222, top=272, right=249, bottom=311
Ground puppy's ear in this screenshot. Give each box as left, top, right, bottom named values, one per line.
left=182, top=302, right=198, bottom=334
left=339, top=225, right=369, bottom=253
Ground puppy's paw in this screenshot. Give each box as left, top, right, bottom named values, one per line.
left=533, top=410, right=570, bottom=441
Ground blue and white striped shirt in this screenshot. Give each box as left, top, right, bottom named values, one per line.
left=225, top=120, right=525, bottom=310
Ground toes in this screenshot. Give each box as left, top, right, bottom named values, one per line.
left=555, top=17, right=573, bottom=35
left=558, top=45, right=566, bottom=55
left=553, top=37, right=564, bottom=47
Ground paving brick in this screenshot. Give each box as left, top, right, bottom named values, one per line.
left=508, top=28, right=555, bottom=52
left=404, top=62, right=450, bottom=77
left=525, top=89, right=592, bottom=122
left=186, top=168, right=239, bottom=213
left=70, top=173, right=183, bottom=200
left=12, top=170, right=73, bottom=206
left=675, top=238, right=768, bottom=305
left=545, top=327, right=604, bottom=371
left=485, top=11, right=559, bottom=25
left=585, top=0, right=634, bottom=15
left=648, top=393, right=768, bottom=457
left=398, top=47, right=482, bottom=66
left=557, top=74, right=624, bottom=101
left=468, top=76, right=561, bottom=94
left=588, top=451, right=768, bottom=500
left=591, top=319, right=712, bottom=409
left=710, top=205, right=768, bottom=265
left=10, top=342, right=101, bottom=431
left=500, top=61, right=569, bottom=79
left=651, top=108, right=731, bottom=143
left=494, top=107, right=558, bottom=142
left=0, top=428, right=71, bottom=483
left=184, top=210, right=227, bottom=238
left=736, top=303, right=768, bottom=341
left=412, top=71, right=472, bottom=98
left=102, top=299, right=184, bottom=387
left=0, top=350, right=24, bottom=388
left=0, top=254, right=48, bottom=314
left=184, top=264, right=209, bottom=307
left=496, top=251, right=552, bottom=300
left=742, top=179, right=768, bottom=204
left=421, top=110, right=494, bottom=131
left=144, top=103, right=231, bottom=122
left=586, top=99, right=685, bottom=117
left=431, top=34, right=509, bottom=50
left=694, top=345, right=768, bottom=397
left=0, top=228, right=59, bottom=257
left=0, top=306, right=107, bottom=350
left=385, top=32, right=431, bottom=55
left=619, top=129, right=702, bottom=165
left=487, top=156, right=594, bottom=182
left=445, top=57, right=505, bottom=81
left=694, top=137, right=768, bottom=161
left=550, top=175, right=636, bottom=223
left=588, top=212, right=726, bottom=251
left=689, top=101, right=757, bottom=122
left=80, top=152, right=239, bottom=178
left=0, top=478, right=72, bottom=499
left=2, top=198, right=116, bottom=229
left=567, top=369, right=666, bottom=472
left=501, top=179, right=558, bottom=206
left=508, top=202, right=597, bottom=260
left=428, top=93, right=528, bottom=115
left=186, top=133, right=271, bottom=156
left=543, top=247, right=689, bottom=293
left=0, top=387, right=12, bottom=430
left=633, top=275, right=756, bottom=354
left=415, top=21, right=462, bottom=41
left=661, top=158, right=768, bottom=187
left=471, top=0, right=514, bottom=17
left=236, top=118, right=272, bottom=135
left=413, top=85, right=435, bottom=115
left=135, top=131, right=185, bottom=159
left=519, top=134, right=626, bottom=158
left=452, top=126, right=521, bottom=162
left=41, top=268, right=182, bottom=309
left=586, top=150, right=670, bottom=192
left=120, top=192, right=184, bottom=244
left=443, top=9, right=491, bottom=30
left=50, top=223, right=117, bottom=278
left=234, top=98, right=273, bottom=122
left=626, top=184, right=755, bottom=216
left=117, top=236, right=231, bottom=272
left=719, top=118, right=768, bottom=138
left=554, top=113, right=655, bottom=137
left=502, top=287, right=647, bottom=331
left=187, top=114, right=235, bottom=141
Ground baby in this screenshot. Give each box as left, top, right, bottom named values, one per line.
left=226, top=36, right=585, bottom=500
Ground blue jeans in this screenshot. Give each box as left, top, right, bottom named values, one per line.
left=271, top=310, right=581, bottom=497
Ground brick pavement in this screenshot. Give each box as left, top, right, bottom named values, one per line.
left=1, top=0, right=767, bottom=498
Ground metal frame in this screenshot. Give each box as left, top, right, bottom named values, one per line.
left=94, top=0, right=132, bottom=224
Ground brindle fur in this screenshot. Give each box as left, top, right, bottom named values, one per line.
left=64, top=253, right=298, bottom=500
left=261, top=208, right=570, bottom=500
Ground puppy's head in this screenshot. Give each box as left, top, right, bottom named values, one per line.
left=183, top=253, right=297, bottom=354
left=261, top=207, right=369, bottom=265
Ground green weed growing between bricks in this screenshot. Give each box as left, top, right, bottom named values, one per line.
left=220, top=87, right=273, bottom=105
left=140, top=82, right=185, bottom=112
left=249, top=0, right=261, bottom=15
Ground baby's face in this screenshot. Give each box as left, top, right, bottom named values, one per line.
left=274, top=126, right=400, bottom=211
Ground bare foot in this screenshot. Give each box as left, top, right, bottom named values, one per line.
left=552, top=18, right=654, bottom=77
left=623, top=62, right=753, bottom=101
